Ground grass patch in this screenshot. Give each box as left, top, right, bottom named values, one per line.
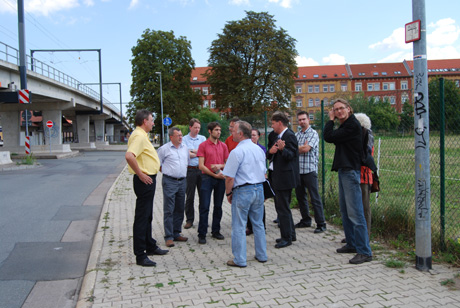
left=384, top=259, right=406, bottom=268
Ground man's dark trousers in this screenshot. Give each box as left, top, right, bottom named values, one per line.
left=295, top=171, right=326, bottom=227
left=133, top=174, right=158, bottom=261
left=185, top=167, right=201, bottom=224
left=274, top=188, right=296, bottom=241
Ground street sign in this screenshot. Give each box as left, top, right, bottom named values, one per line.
left=405, top=20, right=421, bottom=43
left=163, top=117, right=172, bottom=126
left=46, top=120, right=54, bottom=128
left=18, top=89, right=30, bottom=104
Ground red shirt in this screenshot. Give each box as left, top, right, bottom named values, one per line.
left=197, top=139, right=229, bottom=173
left=225, top=135, right=239, bottom=152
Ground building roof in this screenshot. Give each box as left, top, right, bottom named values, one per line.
left=296, top=65, right=349, bottom=80
left=348, top=62, right=410, bottom=78
left=190, top=67, right=210, bottom=83
left=406, top=58, right=460, bottom=76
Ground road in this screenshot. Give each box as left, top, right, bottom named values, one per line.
left=0, top=151, right=126, bottom=308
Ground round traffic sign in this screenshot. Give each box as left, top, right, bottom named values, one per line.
left=163, top=117, right=172, bottom=126
left=46, top=120, right=54, bottom=128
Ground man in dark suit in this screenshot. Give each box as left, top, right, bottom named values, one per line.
left=266, top=111, right=300, bottom=248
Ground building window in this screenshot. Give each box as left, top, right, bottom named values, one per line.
left=375, top=96, right=380, bottom=102
left=309, top=114, right=314, bottom=121
left=374, top=83, right=380, bottom=91
left=390, top=96, right=396, bottom=105
left=383, top=82, right=395, bottom=90
left=323, top=85, right=328, bottom=92
left=194, top=88, right=201, bottom=93
left=296, top=99, right=302, bottom=107
left=202, top=87, right=209, bottom=95
left=455, top=80, right=460, bottom=87
left=367, top=83, right=374, bottom=91
left=355, top=83, right=362, bottom=91
left=314, top=85, right=320, bottom=93
left=193, top=77, right=198, bottom=81
left=296, top=86, right=302, bottom=93
left=315, top=98, right=320, bottom=106
left=323, top=97, right=328, bottom=105
left=329, top=85, right=335, bottom=92
left=308, top=85, right=313, bottom=93
left=308, top=98, right=313, bottom=107
left=211, top=100, right=216, bottom=108
left=401, top=81, right=408, bottom=90
left=203, top=100, right=209, bottom=108
left=402, top=94, right=409, bottom=103
left=341, top=83, right=347, bottom=91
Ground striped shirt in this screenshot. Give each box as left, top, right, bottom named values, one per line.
left=296, top=126, right=319, bottom=174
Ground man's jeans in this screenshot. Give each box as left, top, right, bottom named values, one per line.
left=198, top=174, right=225, bottom=237
left=231, top=184, right=267, bottom=266
left=338, top=169, right=372, bottom=256
left=162, top=176, right=186, bottom=241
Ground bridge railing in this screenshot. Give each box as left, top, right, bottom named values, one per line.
left=0, top=41, right=119, bottom=114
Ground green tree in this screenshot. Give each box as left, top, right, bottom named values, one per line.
left=349, top=95, right=399, bottom=132
left=428, top=77, right=460, bottom=132
left=128, top=29, right=202, bottom=142
left=399, top=101, right=414, bottom=133
left=205, top=11, right=298, bottom=117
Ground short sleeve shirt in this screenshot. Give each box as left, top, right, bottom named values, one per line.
left=296, top=126, right=319, bottom=174
left=182, top=133, right=206, bottom=167
left=197, top=139, right=229, bottom=173
left=126, top=126, right=160, bottom=175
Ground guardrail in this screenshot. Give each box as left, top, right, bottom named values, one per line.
left=0, top=41, right=118, bottom=113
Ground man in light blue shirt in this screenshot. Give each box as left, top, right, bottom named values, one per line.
left=158, top=127, right=190, bottom=248
left=182, top=118, right=206, bottom=229
left=223, top=121, right=267, bottom=267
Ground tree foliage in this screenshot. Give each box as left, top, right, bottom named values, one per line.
left=205, top=11, right=298, bottom=117
left=428, top=77, right=460, bottom=132
left=127, top=29, right=202, bottom=140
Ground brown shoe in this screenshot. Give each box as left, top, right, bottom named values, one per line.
left=174, top=235, right=188, bottom=242
left=227, top=260, right=246, bottom=268
left=165, top=239, right=175, bottom=247
left=184, top=222, right=193, bottom=229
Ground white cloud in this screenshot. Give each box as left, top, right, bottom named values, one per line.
left=322, top=54, right=346, bottom=65
left=376, top=51, right=412, bottom=63
left=83, top=0, right=95, bottom=6
left=427, top=18, right=460, bottom=46
left=369, top=27, right=409, bottom=51
left=296, top=56, right=319, bottom=66
left=26, top=0, right=80, bottom=16
left=428, top=45, right=460, bottom=59
left=229, top=0, right=250, bottom=5
left=268, top=0, right=296, bottom=9
left=129, top=0, right=139, bottom=9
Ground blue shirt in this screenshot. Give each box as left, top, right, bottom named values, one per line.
left=222, top=139, right=267, bottom=187
left=157, top=141, right=189, bottom=178
left=182, top=133, right=206, bottom=166
left=296, top=126, right=319, bottom=174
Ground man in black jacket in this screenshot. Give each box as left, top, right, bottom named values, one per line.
left=267, top=111, right=300, bottom=248
left=323, top=98, right=373, bottom=265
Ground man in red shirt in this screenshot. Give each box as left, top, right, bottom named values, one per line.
left=197, top=122, right=229, bottom=244
left=225, top=117, right=239, bottom=152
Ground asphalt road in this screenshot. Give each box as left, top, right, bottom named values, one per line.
left=0, top=151, right=126, bottom=308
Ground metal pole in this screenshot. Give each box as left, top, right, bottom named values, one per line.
left=321, top=100, right=325, bottom=206
left=18, top=0, right=29, bottom=152
left=412, top=0, right=432, bottom=271
left=98, top=50, right=103, bottom=114
left=439, top=78, right=446, bottom=251
left=156, top=72, right=164, bottom=145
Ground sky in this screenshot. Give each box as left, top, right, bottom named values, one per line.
left=1, top=0, right=460, bottom=114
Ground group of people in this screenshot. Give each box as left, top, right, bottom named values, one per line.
left=125, top=97, right=374, bottom=268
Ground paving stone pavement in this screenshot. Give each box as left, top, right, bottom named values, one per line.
left=76, top=166, right=460, bottom=308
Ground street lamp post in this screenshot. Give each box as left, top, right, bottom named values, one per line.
left=155, top=72, right=164, bottom=144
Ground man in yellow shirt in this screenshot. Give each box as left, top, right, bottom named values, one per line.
left=125, top=109, right=168, bottom=267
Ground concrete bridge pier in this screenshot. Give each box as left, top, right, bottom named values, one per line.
left=72, top=114, right=96, bottom=149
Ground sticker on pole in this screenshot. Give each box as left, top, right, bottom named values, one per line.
left=46, top=120, right=54, bottom=128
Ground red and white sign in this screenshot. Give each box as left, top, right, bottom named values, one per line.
left=18, top=89, right=30, bottom=104
left=405, top=20, right=421, bottom=43
left=46, top=120, right=54, bottom=128
left=25, top=136, right=31, bottom=154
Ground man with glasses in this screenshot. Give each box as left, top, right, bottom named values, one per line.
left=324, top=99, right=373, bottom=265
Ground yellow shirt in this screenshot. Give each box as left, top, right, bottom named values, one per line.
left=127, top=127, right=160, bottom=175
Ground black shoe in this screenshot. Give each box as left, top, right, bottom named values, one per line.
left=273, top=218, right=279, bottom=224
left=136, top=257, right=156, bottom=267
left=198, top=236, right=206, bottom=244
left=336, top=245, right=357, bottom=254
left=147, top=247, right=169, bottom=256
left=294, top=222, right=312, bottom=228
left=275, top=239, right=292, bottom=248
left=211, top=232, right=225, bottom=240
left=341, top=238, right=347, bottom=243
left=276, top=237, right=296, bottom=243
left=314, top=226, right=327, bottom=234
left=349, top=253, right=372, bottom=264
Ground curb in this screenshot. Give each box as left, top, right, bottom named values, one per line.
left=75, top=165, right=128, bottom=308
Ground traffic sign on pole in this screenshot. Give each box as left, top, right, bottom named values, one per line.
left=163, top=117, right=172, bottom=126
left=46, top=120, right=54, bottom=128
left=18, top=89, right=30, bottom=104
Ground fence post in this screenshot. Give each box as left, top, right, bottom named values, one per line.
left=321, top=100, right=325, bottom=205
left=440, top=78, right=446, bottom=251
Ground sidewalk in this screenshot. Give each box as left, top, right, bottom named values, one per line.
left=77, top=166, right=460, bottom=308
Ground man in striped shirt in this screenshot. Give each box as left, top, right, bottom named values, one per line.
left=294, top=110, right=326, bottom=234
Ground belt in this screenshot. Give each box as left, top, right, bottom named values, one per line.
left=187, top=166, right=199, bottom=169
left=163, top=174, right=185, bottom=181
left=234, top=182, right=263, bottom=190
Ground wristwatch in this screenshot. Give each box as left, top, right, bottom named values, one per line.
left=226, top=191, right=232, bottom=196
